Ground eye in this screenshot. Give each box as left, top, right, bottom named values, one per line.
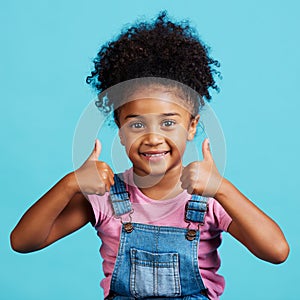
left=161, top=120, right=176, bottom=127
left=129, top=121, right=145, bottom=129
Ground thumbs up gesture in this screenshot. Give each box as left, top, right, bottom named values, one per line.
left=73, top=139, right=114, bottom=195
left=180, top=138, right=223, bottom=197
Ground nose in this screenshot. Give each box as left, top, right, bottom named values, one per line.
left=143, top=132, right=164, bottom=146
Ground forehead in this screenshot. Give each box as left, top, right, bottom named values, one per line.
left=122, top=86, right=193, bottom=115
left=120, top=98, right=191, bottom=119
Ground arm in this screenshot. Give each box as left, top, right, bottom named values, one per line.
left=215, top=178, right=289, bottom=264
left=10, top=173, right=95, bottom=253
left=10, top=139, right=114, bottom=253
left=181, top=138, right=289, bottom=264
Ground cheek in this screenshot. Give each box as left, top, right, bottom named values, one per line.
left=172, top=139, right=187, bottom=155
left=121, top=134, right=141, bottom=154
left=167, top=130, right=188, bottom=154
left=119, top=127, right=136, bottom=147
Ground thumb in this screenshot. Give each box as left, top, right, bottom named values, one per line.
left=88, top=139, right=102, bottom=161
left=202, top=138, right=213, bottom=161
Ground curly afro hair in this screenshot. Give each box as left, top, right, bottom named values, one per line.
left=86, top=10, right=221, bottom=122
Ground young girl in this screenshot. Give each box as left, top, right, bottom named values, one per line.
left=10, top=11, right=289, bottom=300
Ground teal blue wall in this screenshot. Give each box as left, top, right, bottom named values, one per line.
left=1, top=1, right=298, bottom=299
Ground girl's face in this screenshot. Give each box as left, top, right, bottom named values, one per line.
left=118, top=88, right=199, bottom=177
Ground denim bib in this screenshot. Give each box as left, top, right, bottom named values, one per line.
left=106, top=174, right=209, bottom=300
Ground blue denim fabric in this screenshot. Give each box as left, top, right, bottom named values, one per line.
left=107, top=174, right=209, bottom=300
left=110, top=174, right=132, bottom=216
left=110, top=296, right=209, bottom=300
left=110, top=224, right=208, bottom=299
left=184, top=195, right=208, bottom=224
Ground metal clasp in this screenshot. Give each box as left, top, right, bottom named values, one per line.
left=185, top=222, right=200, bottom=241
left=123, top=222, right=134, bottom=233
left=118, top=209, right=134, bottom=233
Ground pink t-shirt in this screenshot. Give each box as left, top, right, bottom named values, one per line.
left=87, top=168, right=232, bottom=300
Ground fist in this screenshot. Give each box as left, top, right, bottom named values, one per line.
left=73, top=139, right=114, bottom=195
left=180, top=138, right=223, bottom=197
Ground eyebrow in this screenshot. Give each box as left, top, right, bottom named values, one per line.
left=124, top=112, right=181, bottom=120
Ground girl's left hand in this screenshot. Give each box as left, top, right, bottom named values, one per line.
left=180, top=138, right=223, bottom=197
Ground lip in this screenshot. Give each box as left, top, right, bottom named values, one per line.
left=139, top=150, right=170, bottom=161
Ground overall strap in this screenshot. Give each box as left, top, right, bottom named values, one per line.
left=185, top=194, right=208, bottom=225
left=109, top=173, right=132, bottom=217
left=110, top=173, right=208, bottom=224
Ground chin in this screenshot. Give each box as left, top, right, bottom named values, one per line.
left=133, top=166, right=168, bottom=177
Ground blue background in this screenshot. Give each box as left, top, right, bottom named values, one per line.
left=1, top=0, right=299, bottom=299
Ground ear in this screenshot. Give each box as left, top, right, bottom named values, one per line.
left=118, top=129, right=125, bottom=146
left=187, top=114, right=200, bottom=141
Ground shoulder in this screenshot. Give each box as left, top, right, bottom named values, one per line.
left=205, top=197, right=232, bottom=232
left=85, top=192, right=112, bottom=227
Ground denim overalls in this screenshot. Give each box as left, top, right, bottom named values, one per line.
left=105, top=174, right=210, bottom=300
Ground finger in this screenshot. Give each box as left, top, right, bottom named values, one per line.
left=180, top=165, right=188, bottom=181
left=181, top=180, right=189, bottom=190
left=101, top=170, right=108, bottom=180
left=182, top=181, right=193, bottom=194
left=187, top=186, right=195, bottom=195
left=88, top=139, right=102, bottom=161
left=180, top=173, right=187, bottom=184
left=202, top=138, right=213, bottom=161
left=99, top=164, right=114, bottom=186
left=108, top=168, right=114, bottom=180
left=108, top=173, right=115, bottom=186
left=99, top=169, right=113, bottom=192
left=105, top=166, right=114, bottom=185
left=97, top=178, right=110, bottom=194
left=180, top=168, right=186, bottom=182
left=96, top=181, right=106, bottom=195
left=105, top=180, right=112, bottom=192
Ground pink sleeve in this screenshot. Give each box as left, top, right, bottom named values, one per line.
left=209, top=197, right=232, bottom=232
left=85, top=193, right=109, bottom=228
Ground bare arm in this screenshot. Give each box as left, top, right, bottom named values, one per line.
left=181, top=138, right=289, bottom=264
left=215, top=178, right=289, bottom=264
left=10, top=173, right=95, bottom=253
left=10, top=139, right=114, bottom=253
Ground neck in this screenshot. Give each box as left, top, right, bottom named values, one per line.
left=133, top=165, right=184, bottom=200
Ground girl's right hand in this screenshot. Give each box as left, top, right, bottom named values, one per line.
left=73, top=139, right=114, bottom=195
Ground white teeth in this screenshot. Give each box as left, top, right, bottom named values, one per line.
left=143, top=152, right=168, bottom=157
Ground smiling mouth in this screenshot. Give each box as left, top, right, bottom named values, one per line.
left=140, top=151, right=170, bottom=157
